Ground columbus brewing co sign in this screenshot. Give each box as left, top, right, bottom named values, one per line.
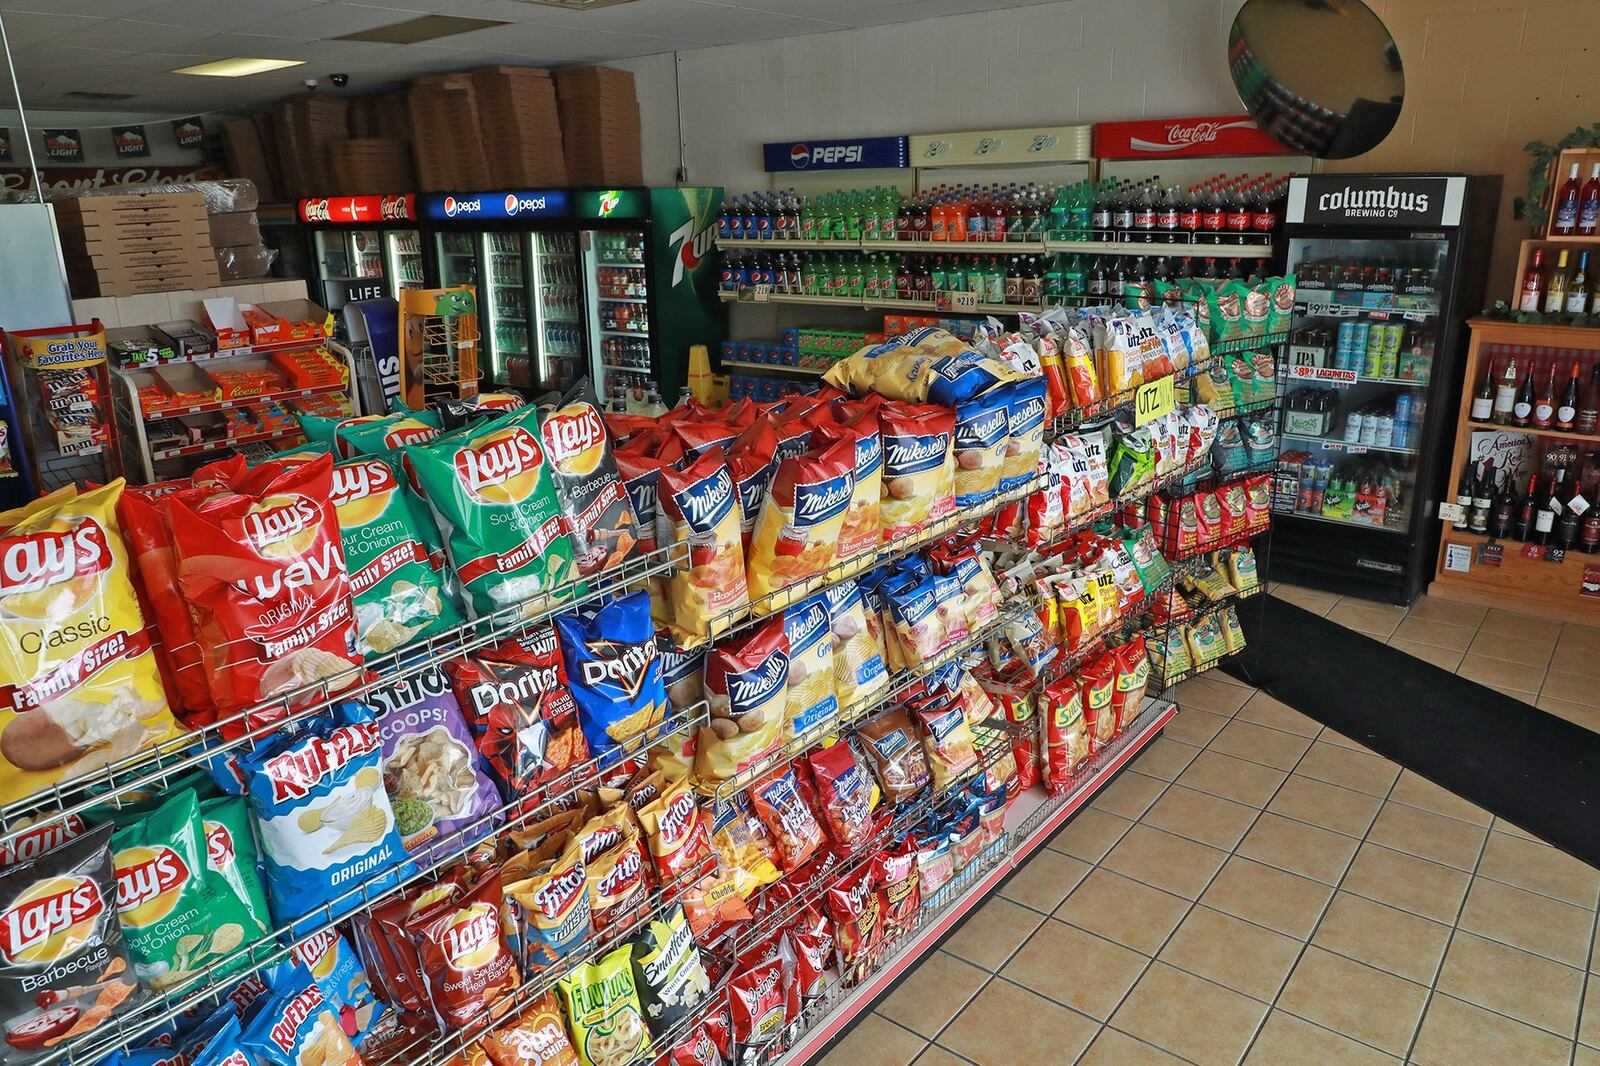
left=1093, top=114, right=1290, bottom=159
left=1287, top=175, right=1466, bottom=228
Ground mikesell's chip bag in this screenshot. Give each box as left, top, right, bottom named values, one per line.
left=696, top=617, right=787, bottom=788
left=810, top=407, right=884, bottom=572
left=409, top=406, right=581, bottom=620
left=165, top=455, right=362, bottom=728
left=878, top=402, right=957, bottom=541
left=0, top=481, right=183, bottom=805
left=238, top=701, right=414, bottom=932
left=539, top=381, right=640, bottom=577
left=0, top=824, right=144, bottom=1062
left=657, top=448, right=748, bottom=647
left=746, top=437, right=855, bottom=616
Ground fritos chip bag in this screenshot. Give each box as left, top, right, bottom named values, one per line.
left=555, top=590, right=667, bottom=769
left=331, top=454, right=461, bottom=660
left=877, top=401, right=956, bottom=541
left=505, top=835, right=591, bottom=977
left=556, top=943, right=650, bottom=1066
left=637, top=778, right=714, bottom=886
left=539, top=381, right=641, bottom=577
left=745, top=436, right=856, bottom=616
left=0, top=824, right=145, bottom=1061
left=657, top=448, right=748, bottom=647
left=408, top=406, right=581, bottom=620
left=238, top=701, right=414, bottom=931
left=0, top=481, right=183, bottom=804
left=695, top=617, right=787, bottom=788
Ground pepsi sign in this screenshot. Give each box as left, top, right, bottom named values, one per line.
left=763, top=136, right=908, bottom=173
left=420, top=189, right=570, bottom=221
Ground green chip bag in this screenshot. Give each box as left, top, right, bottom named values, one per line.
left=200, top=794, right=272, bottom=937
left=332, top=453, right=463, bottom=658
left=558, top=942, right=651, bottom=1066
left=299, top=412, right=390, bottom=457
left=408, top=405, right=582, bottom=619
left=255, top=440, right=333, bottom=467
left=109, top=791, right=267, bottom=991
left=340, top=410, right=443, bottom=455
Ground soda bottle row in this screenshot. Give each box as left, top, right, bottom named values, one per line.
left=1296, top=256, right=1442, bottom=294
left=597, top=266, right=647, bottom=298
left=605, top=374, right=667, bottom=416
left=716, top=174, right=1285, bottom=246
left=601, top=336, right=651, bottom=370
left=542, top=324, right=583, bottom=358
left=1286, top=452, right=1409, bottom=528
left=600, top=302, right=649, bottom=333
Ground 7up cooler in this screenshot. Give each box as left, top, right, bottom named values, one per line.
left=645, top=187, right=726, bottom=404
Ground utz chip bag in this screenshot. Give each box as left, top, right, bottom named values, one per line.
left=0, top=482, right=183, bottom=805
left=239, top=963, right=359, bottom=1066
left=406, top=871, right=519, bottom=1027
left=556, top=590, right=667, bottom=769
left=539, top=381, right=641, bottom=577
left=109, top=791, right=267, bottom=993
left=780, top=593, right=838, bottom=743
left=745, top=436, right=855, bottom=615
left=365, top=667, right=502, bottom=864
left=557, top=943, right=650, bottom=1066
left=166, top=456, right=362, bottom=726
left=238, top=702, right=414, bottom=931
left=479, top=992, right=579, bottom=1066
left=696, top=617, right=787, bottom=787
left=408, top=406, right=581, bottom=619
left=0, top=824, right=145, bottom=1061
left=878, top=402, right=956, bottom=540
left=657, top=448, right=749, bottom=647
left=330, top=454, right=460, bottom=660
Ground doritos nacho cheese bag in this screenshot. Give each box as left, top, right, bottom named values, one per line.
left=0, top=481, right=182, bottom=805
left=409, top=407, right=581, bottom=620
left=745, top=437, right=855, bottom=617
left=165, top=456, right=361, bottom=730
left=657, top=448, right=748, bottom=647
left=555, top=590, right=667, bottom=769
left=539, top=381, right=641, bottom=578
left=331, top=455, right=462, bottom=660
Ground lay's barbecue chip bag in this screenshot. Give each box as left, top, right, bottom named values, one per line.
left=539, top=381, right=640, bottom=577
left=408, top=406, right=581, bottom=620
left=0, top=480, right=183, bottom=805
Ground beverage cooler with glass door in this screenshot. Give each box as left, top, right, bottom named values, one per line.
left=298, top=195, right=424, bottom=326
left=1273, top=173, right=1499, bottom=604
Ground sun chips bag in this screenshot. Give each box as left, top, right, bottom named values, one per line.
left=657, top=448, right=748, bottom=647
left=408, top=406, right=581, bottom=619
left=539, top=381, right=641, bottom=577
left=165, top=455, right=362, bottom=729
left=0, top=481, right=182, bottom=805
left=745, top=436, right=856, bottom=616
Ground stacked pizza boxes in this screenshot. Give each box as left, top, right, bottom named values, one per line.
left=471, top=66, right=567, bottom=187
left=327, top=138, right=417, bottom=195
left=407, top=74, right=493, bottom=191
left=220, top=118, right=281, bottom=203
left=271, top=95, right=349, bottom=197
left=54, top=188, right=220, bottom=297
left=553, top=65, right=642, bottom=185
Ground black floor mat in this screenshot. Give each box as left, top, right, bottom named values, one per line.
left=1227, top=596, right=1600, bottom=867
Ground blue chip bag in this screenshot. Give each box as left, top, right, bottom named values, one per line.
left=952, top=390, right=1011, bottom=508
left=237, top=703, right=415, bottom=933
left=273, top=928, right=388, bottom=1050
left=555, top=590, right=668, bottom=768
left=239, top=964, right=360, bottom=1066
left=924, top=349, right=1018, bottom=407
left=780, top=593, right=839, bottom=742
left=186, top=1016, right=254, bottom=1066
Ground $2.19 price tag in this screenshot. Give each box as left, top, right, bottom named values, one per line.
left=1134, top=376, right=1175, bottom=427
left=748, top=284, right=773, bottom=303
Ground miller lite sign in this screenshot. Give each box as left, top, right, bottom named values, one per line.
left=763, top=136, right=908, bottom=172
left=1093, top=114, right=1291, bottom=160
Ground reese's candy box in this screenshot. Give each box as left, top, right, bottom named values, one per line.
left=555, top=590, right=666, bottom=769
left=237, top=701, right=415, bottom=933
left=0, top=824, right=144, bottom=1063
left=538, top=381, right=640, bottom=577
left=0, top=481, right=183, bottom=805
left=408, top=406, right=581, bottom=620
left=239, top=963, right=360, bottom=1066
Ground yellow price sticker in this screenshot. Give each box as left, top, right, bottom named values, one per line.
left=1134, top=375, right=1175, bottom=427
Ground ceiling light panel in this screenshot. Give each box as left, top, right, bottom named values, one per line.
left=170, top=56, right=305, bottom=76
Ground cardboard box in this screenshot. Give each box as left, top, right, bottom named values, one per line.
left=257, top=299, right=334, bottom=342
left=203, top=298, right=252, bottom=349
left=207, top=211, right=261, bottom=248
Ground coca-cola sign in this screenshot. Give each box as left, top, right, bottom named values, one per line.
left=1093, top=115, right=1291, bottom=159
left=298, top=194, right=417, bottom=224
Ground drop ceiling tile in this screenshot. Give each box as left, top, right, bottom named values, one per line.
left=234, top=2, right=429, bottom=39
left=0, top=10, right=96, bottom=45
left=55, top=18, right=223, bottom=51
left=2, top=0, right=164, bottom=16
left=136, top=0, right=326, bottom=32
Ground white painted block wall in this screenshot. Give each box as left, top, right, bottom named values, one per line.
left=606, top=0, right=1250, bottom=191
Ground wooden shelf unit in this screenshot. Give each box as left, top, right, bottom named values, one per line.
left=1429, top=318, right=1600, bottom=623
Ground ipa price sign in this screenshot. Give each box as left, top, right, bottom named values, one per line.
left=1134, top=375, right=1175, bottom=427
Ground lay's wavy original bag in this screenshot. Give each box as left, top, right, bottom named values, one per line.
left=745, top=437, right=855, bottom=616
left=408, top=406, right=581, bottom=620
left=330, top=454, right=461, bottom=659
left=0, top=481, right=183, bottom=805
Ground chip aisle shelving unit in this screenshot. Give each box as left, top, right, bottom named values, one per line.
left=2, top=320, right=1283, bottom=1066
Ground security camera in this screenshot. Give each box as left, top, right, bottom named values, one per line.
left=330, top=73, right=349, bottom=88
left=304, top=77, right=318, bottom=90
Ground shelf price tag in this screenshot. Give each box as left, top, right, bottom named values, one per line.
left=1133, top=375, right=1175, bottom=427
left=1437, top=502, right=1466, bottom=524
left=936, top=290, right=980, bottom=312
left=749, top=284, right=772, bottom=303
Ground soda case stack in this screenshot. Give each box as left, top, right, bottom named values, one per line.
left=728, top=372, right=822, bottom=402
left=717, top=175, right=1285, bottom=246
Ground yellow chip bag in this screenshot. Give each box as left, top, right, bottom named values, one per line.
left=746, top=437, right=856, bottom=617
left=0, top=480, right=183, bottom=804
left=878, top=402, right=957, bottom=542
left=658, top=447, right=748, bottom=648
left=822, top=343, right=937, bottom=402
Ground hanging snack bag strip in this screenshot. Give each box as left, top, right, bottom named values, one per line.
left=408, top=405, right=581, bottom=620
left=331, top=454, right=461, bottom=660
left=0, top=481, right=184, bottom=804
left=746, top=436, right=856, bottom=616
left=238, top=701, right=414, bottom=931
left=695, top=617, right=787, bottom=787
left=166, top=455, right=362, bottom=727
left=657, top=447, right=749, bottom=647
left=539, top=381, right=641, bottom=577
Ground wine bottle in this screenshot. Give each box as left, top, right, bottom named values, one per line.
left=1513, top=473, right=1539, bottom=541
left=1470, top=366, right=1494, bottom=422
left=1535, top=473, right=1562, bottom=546
left=1558, top=362, right=1581, bottom=431
left=1490, top=473, right=1514, bottom=539
left=1557, top=480, right=1582, bottom=550
left=1470, top=460, right=1494, bottom=534
left=1534, top=366, right=1557, bottom=429
left=1512, top=366, right=1536, bottom=427
left=1578, top=363, right=1600, bottom=435
left=1453, top=459, right=1474, bottom=531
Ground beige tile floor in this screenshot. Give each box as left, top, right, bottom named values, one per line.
left=821, top=596, right=1600, bottom=1066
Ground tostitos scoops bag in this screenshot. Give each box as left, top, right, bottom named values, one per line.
left=657, top=448, right=749, bottom=647
left=408, top=406, right=581, bottom=620
left=0, top=481, right=183, bottom=806
left=745, top=437, right=856, bottom=616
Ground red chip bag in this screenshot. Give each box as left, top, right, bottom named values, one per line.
left=664, top=1006, right=731, bottom=1066
left=729, top=957, right=787, bottom=1057
left=875, top=841, right=920, bottom=942
left=406, top=872, right=520, bottom=1028
left=804, top=742, right=876, bottom=853
left=823, top=861, right=881, bottom=968
left=1080, top=653, right=1118, bottom=753
left=1112, top=636, right=1151, bottom=732
left=993, top=689, right=1038, bottom=793
left=165, top=453, right=362, bottom=730
left=788, top=904, right=838, bottom=1001
left=119, top=484, right=213, bottom=723
left=637, top=777, right=715, bottom=886
left=726, top=418, right=778, bottom=552
left=747, top=765, right=824, bottom=872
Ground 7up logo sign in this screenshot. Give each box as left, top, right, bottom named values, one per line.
left=669, top=214, right=716, bottom=289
